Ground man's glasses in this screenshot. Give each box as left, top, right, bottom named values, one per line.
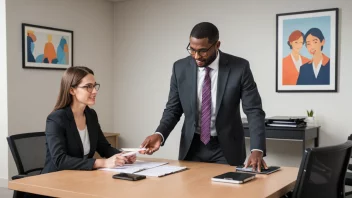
left=75, top=83, right=100, bottom=93
left=186, top=41, right=217, bottom=56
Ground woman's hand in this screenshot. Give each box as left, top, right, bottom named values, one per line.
left=125, top=154, right=137, bottom=164
left=103, top=154, right=127, bottom=168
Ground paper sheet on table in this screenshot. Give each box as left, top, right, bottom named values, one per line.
left=99, top=160, right=168, bottom=173
left=136, top=165, right=187, bottom=177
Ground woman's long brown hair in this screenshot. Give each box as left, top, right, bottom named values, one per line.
left=53, top=66, right=94, bottom=112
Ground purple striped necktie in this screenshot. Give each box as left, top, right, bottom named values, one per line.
left=200, top=66, right=212, bottom=145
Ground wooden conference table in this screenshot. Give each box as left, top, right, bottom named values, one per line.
left=8, top=158, right=298, bottom=198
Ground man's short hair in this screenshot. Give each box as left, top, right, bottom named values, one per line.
left=190, top=22, right=219, bottom=44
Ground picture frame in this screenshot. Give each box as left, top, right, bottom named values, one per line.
left=276, top=8, right=338, bottom=92
left=22, top=23, right=73, bottom=70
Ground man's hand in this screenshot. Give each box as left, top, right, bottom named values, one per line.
left=244, top=151, right=268, bottom=172
left=139, top=134, right=162, bottom=155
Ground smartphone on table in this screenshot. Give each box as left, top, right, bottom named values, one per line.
left=112, top=173, right=146, bottom=181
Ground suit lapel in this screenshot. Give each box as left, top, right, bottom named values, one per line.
left=189, top=58, right=198, bottom=123
left=215, top=52, right=230, bottom=118
left=85, top=108, right=97, bottom=157
left=65, top=107, right=84, bottom=155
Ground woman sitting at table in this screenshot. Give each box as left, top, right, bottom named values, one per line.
left=41, top=66, right=136, bottom=174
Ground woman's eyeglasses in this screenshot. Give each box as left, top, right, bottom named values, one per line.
left=75, top=83, right=100, bottom=93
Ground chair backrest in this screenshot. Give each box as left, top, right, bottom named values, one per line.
left=292, top=140, right=352, bottom=198
left=7, top=132, right=46, bottom=175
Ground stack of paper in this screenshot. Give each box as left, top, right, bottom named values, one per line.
left=99, top=147, right=187, bottom=177
left=265, top=116, right=306, bottom=128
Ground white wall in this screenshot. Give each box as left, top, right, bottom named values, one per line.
left=6, top=0, right=115, bottom=179
left=0, top=0, right=8, bottom=186
left=113, top=0, right=352, bottom=167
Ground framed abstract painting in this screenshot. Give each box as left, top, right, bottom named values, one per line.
left=22, top=23, right=73, bottom=70
left=276, top=8, right=338, bottom=92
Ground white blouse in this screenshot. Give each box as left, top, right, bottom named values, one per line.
left=77, top=126, right=90, bottom=156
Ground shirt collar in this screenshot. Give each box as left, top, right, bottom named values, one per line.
left=314, top=59, right=323, bottom=69
left=290, top=53, right=302, bottom=62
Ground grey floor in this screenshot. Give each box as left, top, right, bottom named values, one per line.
left=0, top=187, right=13, bottom=198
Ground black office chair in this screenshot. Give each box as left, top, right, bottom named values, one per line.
left=283, top=140, right=352, bottom=198
left=345, top=134, right=352, bottom=197
left=7, top=132, right=46, bottom=198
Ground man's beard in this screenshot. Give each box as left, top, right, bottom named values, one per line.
left=198, top=51, right=217, bottom=68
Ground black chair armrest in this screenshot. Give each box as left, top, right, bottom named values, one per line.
left=281, top=191, right=293, bottom=198
left=12, top=174, right=29, bottom=180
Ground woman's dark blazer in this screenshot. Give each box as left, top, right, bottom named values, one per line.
left=41, top=106, right=120, bottom=174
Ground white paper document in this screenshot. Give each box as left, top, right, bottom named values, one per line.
left=119, top=148, right=146, bottom=156
left=136, top=165, right=187, bottom=177
left=121, top=148, right=147, bottom=152
left=99, top=160, right=168, bottom=174
left=121, top=152, right=138, bottom=157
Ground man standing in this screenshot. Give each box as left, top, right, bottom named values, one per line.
left=140, top=22, right=267, bottom=171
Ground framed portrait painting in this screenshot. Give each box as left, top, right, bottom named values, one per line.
left=22, top=23, right=73, bottom=70
left=276, top=8, right=338, bottom=92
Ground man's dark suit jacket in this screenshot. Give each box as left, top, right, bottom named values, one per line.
left=156, top=51, right=266, bottom=166
left=41, top=106, right=120, bottom=174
